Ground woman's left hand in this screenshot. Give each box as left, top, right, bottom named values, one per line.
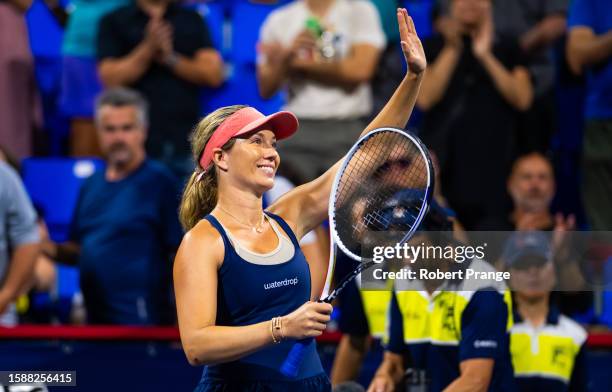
left=397, top=8, right=426, bottom=75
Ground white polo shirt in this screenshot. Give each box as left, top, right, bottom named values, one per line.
left=259, top=0, right=386, bottom=119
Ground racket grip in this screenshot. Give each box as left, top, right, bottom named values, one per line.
left=280, top=338, right=313, bottom=377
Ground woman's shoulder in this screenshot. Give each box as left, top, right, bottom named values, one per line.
left=266, top=178, right=322, bottom=240
left=178, top=218, right=225, bottom=268
left=266, top=204, right=297, bottom=229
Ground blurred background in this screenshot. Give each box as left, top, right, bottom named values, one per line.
left=0, top=0, right=611, bottom=390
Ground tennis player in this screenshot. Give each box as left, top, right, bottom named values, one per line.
left=173, top=8, right=425, bottom=392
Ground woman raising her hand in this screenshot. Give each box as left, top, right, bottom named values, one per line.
left=174, top=8, right=426, bottom=392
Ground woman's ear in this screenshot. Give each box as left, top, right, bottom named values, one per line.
left=212, top=148, right=229, bottom=171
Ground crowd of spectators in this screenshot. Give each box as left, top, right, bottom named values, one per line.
left=0, top=0, right=610, bottom=343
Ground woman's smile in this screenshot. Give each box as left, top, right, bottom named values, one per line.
left=256, top=162, right=276, bottom=177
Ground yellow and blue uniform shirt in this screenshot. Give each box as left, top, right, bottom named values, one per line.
left=337, top=278, right=393, bottom=340
left=387, top=259, right=516, bottom=392
left=511, top=304, right=588, bottom=392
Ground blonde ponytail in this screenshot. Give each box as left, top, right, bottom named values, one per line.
left=179, top=105, right=247, bottom=231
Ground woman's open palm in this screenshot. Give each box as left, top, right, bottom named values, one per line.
left=398, top=8, right=426, bottom=75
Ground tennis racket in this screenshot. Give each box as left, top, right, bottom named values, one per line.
left=280, top=127, right=434, bottom=377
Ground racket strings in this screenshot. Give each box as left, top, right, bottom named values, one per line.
left=333, top=131, right=430, bottom=258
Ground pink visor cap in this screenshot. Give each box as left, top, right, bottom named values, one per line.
left=198, top=107, right=299, bottom=171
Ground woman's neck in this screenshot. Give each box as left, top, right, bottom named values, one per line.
left=215, top=183, right=265, bottom=227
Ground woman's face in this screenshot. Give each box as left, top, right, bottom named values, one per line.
left=222, top=129, right=280, bottom=193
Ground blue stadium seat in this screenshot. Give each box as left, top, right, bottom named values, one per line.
left=186, top=1, right=226, bottom=55
left=26, top=0, right=64, bottom=59
left=200, top=1, right=285, bottom=115
left=602, top=257, right=612, bottom=328
left=55, top=265, right=80, bottom=320
left=22, top=158, right=105, bottom=243
left=403, top=0, right=434, bottom=39
left=230, top=1, right=282, bottom=66
left=26, top=0, right=69, bottom=156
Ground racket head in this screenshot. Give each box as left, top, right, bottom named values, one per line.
left=328, top=127, right=435, bottom=264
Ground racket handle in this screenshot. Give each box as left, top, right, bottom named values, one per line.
left=280, top=338, right=313, bottom=377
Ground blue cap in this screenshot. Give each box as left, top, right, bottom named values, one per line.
left=502, top=231, right=552, bottom=268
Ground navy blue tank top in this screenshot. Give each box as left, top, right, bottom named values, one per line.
left=202, top=212, right=324, bottom=381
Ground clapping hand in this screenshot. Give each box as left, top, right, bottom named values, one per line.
left=552, top=213, right=576, bottom=255
left=144, top=16, right=174, bottom=65
left=471, top=3, right=494, bottom=59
